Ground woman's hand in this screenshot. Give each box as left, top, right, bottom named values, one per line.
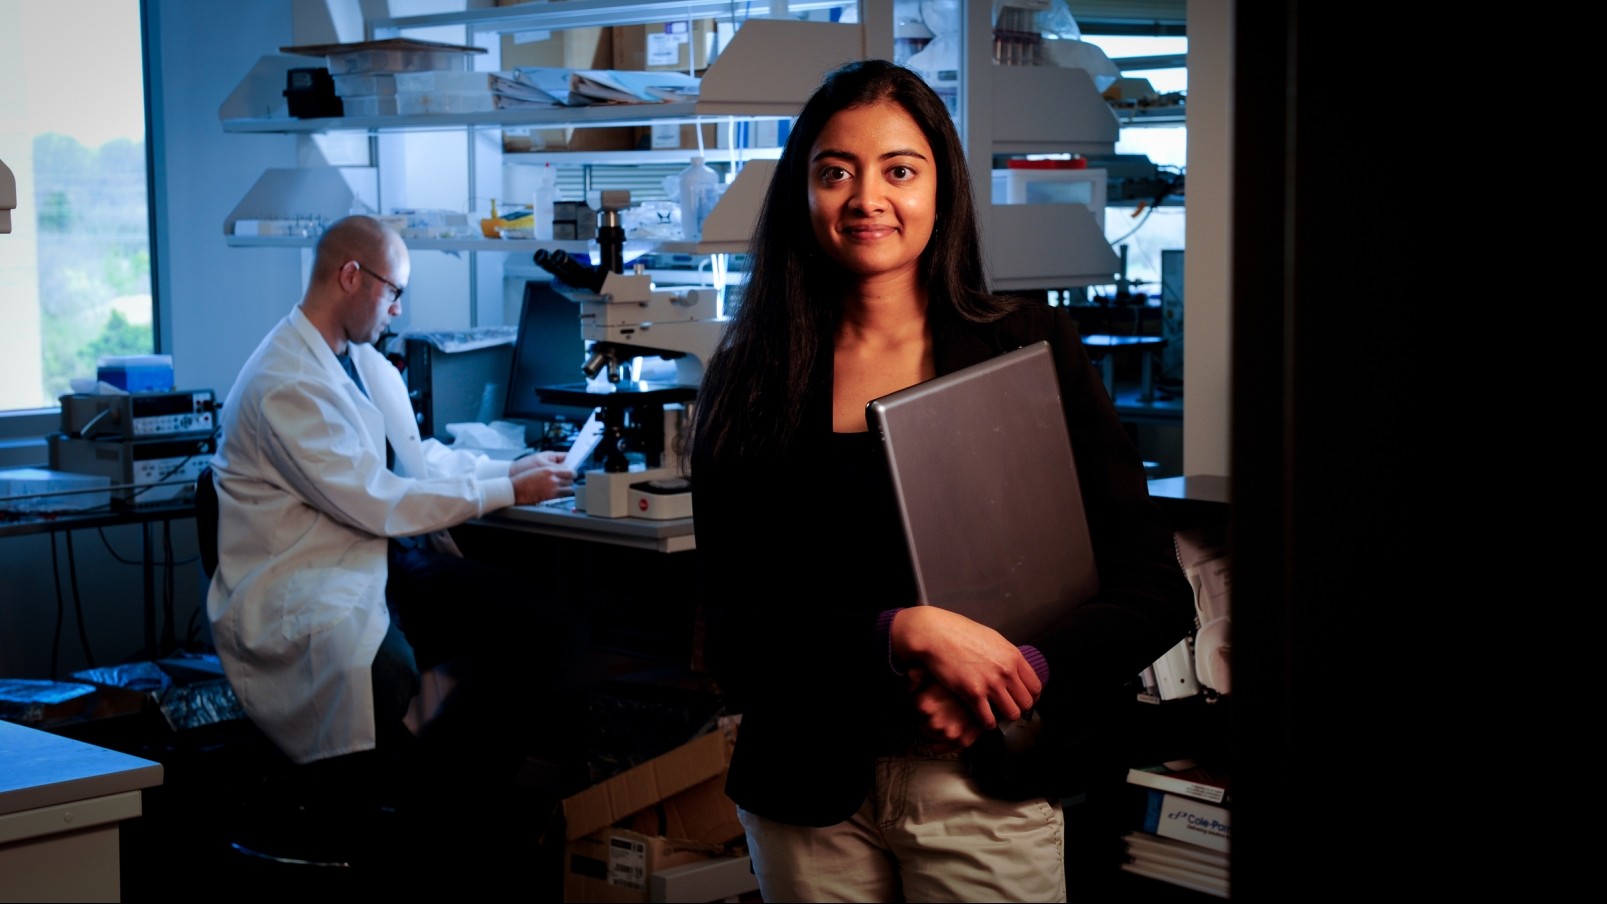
left=905, top=666, right=986, bottom=755
left=891, top=606, right=1041, bottom=730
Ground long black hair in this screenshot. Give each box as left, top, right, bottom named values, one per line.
left=688, top=59, right=1018, bottom=468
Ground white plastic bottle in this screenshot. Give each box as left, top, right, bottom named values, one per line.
left=677, top=156, right=718, bottom=242
left=532, top=163, right=557, bottom=241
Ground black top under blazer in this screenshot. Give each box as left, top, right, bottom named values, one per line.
left=692, top=302, right=1196, bottom=827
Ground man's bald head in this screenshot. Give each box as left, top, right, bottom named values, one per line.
left=313, top=216, right=400, bottom=285
left=299, top=215, right=410, bottom=354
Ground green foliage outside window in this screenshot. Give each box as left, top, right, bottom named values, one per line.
left=34, top=132, right=153, bottom=401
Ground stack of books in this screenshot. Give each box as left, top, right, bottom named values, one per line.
left=1121, top=759, right=1231, bottom=898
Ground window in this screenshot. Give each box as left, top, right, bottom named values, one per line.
left=0, top=0, right=154, bottom=416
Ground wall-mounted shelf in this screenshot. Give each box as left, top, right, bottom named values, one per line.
left=370, top=0, right=856, bottom=39
left=1114, top=105, right=1186, bottom=127
left=221, top=19, right=868, bottom=134
left=222, top=150, right=777, bottom=257
left=224, top=234, right=594, bottom=253
left=504, top=147, right=784, bottom=166
left=217, top=15, right=864, bottom=262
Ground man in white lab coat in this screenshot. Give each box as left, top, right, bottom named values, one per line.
left=206, top=215, right=579, bottom=788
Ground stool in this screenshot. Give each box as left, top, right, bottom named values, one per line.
left=1081, top=334, right=1168, bottom=403
left=221, top=747, right=414, bottom=894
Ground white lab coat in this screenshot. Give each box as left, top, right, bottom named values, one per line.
left=206, top=307, right=517, bottom=764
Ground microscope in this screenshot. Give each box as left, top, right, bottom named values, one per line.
left=531, top=190, right=727, bottom=518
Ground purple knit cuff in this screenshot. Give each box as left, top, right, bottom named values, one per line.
left=878, top=608, right=906, bottom=676
left=1020, top=644, right=1050, bottom=687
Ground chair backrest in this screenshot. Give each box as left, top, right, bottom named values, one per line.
left=197, top=465, right=220, bottom=579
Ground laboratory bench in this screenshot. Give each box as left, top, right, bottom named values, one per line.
left=477, top=494, right=696, bottom=554
left=0, top=718, right=163, bottom=902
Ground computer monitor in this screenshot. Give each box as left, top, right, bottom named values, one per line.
left=502, top=280, right=596, bottom=428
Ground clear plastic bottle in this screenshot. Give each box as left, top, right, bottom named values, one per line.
left=677, top=156, right=719, bottom=242
left=532, top=163, right=557, bottom=241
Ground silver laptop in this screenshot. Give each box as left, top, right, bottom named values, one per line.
left=866, top=341, right=1099, bottom=643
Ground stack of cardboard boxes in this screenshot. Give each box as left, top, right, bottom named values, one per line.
left=559, top=715, right=754, bottom=902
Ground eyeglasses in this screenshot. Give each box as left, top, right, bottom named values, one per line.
left=354, top=261, right=404, bottom=304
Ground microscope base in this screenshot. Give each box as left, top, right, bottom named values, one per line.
left=578, top=465, right=678, bottom=518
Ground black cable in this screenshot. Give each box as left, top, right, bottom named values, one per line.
left=66, top=532, right=96, bottom=668
left=95, top=526, right=200, bottom=566
left=187, top=605, right=204, bottom=648
left=1109, top=205, right=1156, bottom=245
left=50, top=533, right=65, bottom=681
left=122, top=453, right=194, bottom=503
left=163, top=518, right=176, bottom=655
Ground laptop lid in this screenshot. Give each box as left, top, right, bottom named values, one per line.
left=866, top=340, right=1099, bottom=643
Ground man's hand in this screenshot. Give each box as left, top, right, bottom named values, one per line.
left=891, top=606, right=1041, bottom=731
left=511, top=449, right=568, bottom=475
left=511, top=450, right=575, bottom=504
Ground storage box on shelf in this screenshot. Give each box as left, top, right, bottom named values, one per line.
left=498, top=23, right=612, bottom=71
left=276, top=37, right=486, bottom=127
left=397, top=91, right=497, bottom=115
left=613, top=19, right=719, bottom=72
left=313, top=39, right=482, bottom=76
left=332, top=72, right=397, bottom=97
left=343, top=95, right=399, bottom=117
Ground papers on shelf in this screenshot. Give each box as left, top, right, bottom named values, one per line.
left=504, top=68, right=702, bottom=106
left=569, top=69, right=701, bottom=104
left=509, top=67, right=590, bottom=106
left=489, top=72, right=565, bottom=108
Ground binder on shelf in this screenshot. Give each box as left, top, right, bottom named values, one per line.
left=1134, top=788, right=1230, bottom=854
left=1122, top=830, right=1228, bottom=875
left=1119, top=857, right=1228, bottom=899
left=1126, top=759, right=1231, bottom=806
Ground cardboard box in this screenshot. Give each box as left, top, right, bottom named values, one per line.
left=566, top=828, right=728, bottom=903
left=563, top=719, right=738, bottom=842
left=504, top=126, right=638, bottom=153
left=1, top=681, right=88, bottom=724
left=499, top=23, right=613, bottom=71
left=714, top=118, right=790, bottom=150
left=613, top=20, right=717, bottom=72
left=70, top=657, right=246, bottom=732
left=562, top=717, right=746, bottom=903
left=635, top=123, right=719, bottom=152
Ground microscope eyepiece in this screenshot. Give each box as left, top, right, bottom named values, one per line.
left=532, top=248, right=606, bottom=292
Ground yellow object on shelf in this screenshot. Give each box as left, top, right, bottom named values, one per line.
left=479, top=198, right=503, bottom=238
left=479, top=199, right=534, bottom=239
